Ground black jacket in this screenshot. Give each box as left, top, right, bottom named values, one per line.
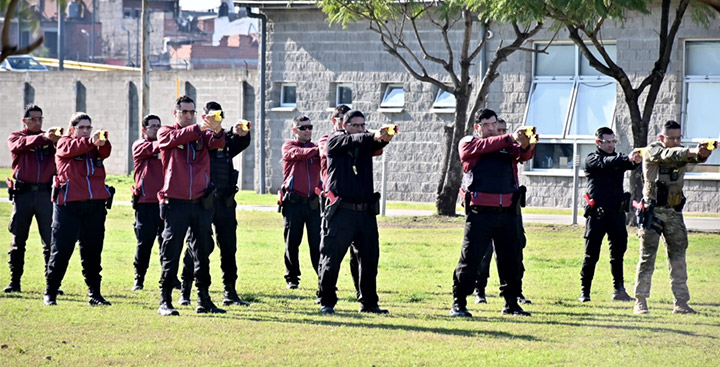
left=325, top=130, right=387, bottom=204
left=584, top=147, right=639, bottom=209
left=209, top=131, right=251, bottom=196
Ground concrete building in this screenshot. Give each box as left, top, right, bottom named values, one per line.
left=233, top=1, right=720, bottom=212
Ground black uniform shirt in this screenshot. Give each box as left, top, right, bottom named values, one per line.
left=325, top=130, right=387, bottom=204
left=584, top=147, right=640, bottom=209
left=209, top=131, right=251, bottom=196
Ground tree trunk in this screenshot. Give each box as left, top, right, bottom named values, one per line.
left=435, top=92, right=470, bottom=216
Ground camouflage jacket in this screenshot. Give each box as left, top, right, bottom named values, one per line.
left=642, top=141, right=707, bottom=206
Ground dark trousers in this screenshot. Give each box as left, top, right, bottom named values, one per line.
left=133, top=203, right=163, bottom=279
left=181, top=198, right=238, bottom=289
left=46, top=200, right=107, bottom=292
left=282, top=200, right=321, bottom=283
left=318, top=208, right=380, bottom=308
left=475, top=214, right=527, bottom=294
left=453, top=210, right=521, bottom=307
left=7, top=189, right=53, bottom=282
left=159, top=200, right=213, bottom=290
left=581, top=211, right=628, bottom=292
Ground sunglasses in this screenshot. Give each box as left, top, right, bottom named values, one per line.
left=599, top=139, right=618, bottom=144
left=177, top=110, right=196, bottom=115
left=297, top=125, right=313, bottom=131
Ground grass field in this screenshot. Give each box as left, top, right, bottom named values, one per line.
left=0, top=202, right=719, bottom=367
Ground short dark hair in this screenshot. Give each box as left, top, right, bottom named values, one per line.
left=474, top=108, right=497, bottom=124
left=332, top=105, right=351, bottom=119
left=343, top=110, right=365, bottom=125
left=69, top=112, right=92, bottom=127
left=293, top=115, right=311, bottom=126
left=595, top=127, right=614, bottom=140
left=663, top=120, right=681, bottom=134
left=497, top=118, right=506, bottom=125
left=142, top=114, right=161, bottom=128
left=203, top=101, right=222, bottom=114
left=175, top=95, right=195, bottom=110
left=24, top=104, right=42, bottom=118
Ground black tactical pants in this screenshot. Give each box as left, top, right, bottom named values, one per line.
left=453, top=208, right=521, bottom=308
left=46, top=200, right=107, bottom=292
left=159, top=199, right=213, bottom=290
left=281, top=199, right=321, bottom=284
left=318, top=207, right=380, bottom=308
left=133, top=203, right=163, bottom=279
left=181, top=198, right=238, bottom=289
left=7, top=188, right=53, bottom=282
left=581, top=210, right=628, bottom=292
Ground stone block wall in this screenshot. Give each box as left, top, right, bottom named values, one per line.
left=255, top=5, right=720, bottom=212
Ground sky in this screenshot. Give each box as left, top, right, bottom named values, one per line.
left=179, top=0, right=223, bottom=11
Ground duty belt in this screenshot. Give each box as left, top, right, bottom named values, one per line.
left=16, top=181, right=52, bottom=192
left=469, top=205, right=513, bottom=213
left=339, top=202, right=370, bottom=211
left=165, top=197, right=202, bottom=205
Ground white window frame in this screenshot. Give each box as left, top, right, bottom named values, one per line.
left=336, top=83, right=353, bottom=108
left=524, top=42, right=617, bottom=173
left=682, top=39, right=720, bottom=179
left=280, top=83, right=297, bottom=107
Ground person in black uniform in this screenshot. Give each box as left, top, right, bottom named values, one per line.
left=317, top=110, right=394, bottom=314
left=178, top=101, right=251, bottom=307
left=579, top=127, right=641, bottom=302
left=450, top=109, right=534, bottom=317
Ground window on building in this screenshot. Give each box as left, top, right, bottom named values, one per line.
left=336, top=84, right=353, bottom=107
left=380, top=84, right=404, bottom=108
left=280, top=83, right=297, bottom=107
left=684, top=40, right=720, bottom=175
left=525, top=43, right=617, bottom=171
left=432, top=87, right=455, bottom=109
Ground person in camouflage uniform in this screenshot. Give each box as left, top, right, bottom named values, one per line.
left=633, top=120, right=713, bottom=315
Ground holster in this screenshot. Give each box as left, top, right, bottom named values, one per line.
left=323, top=196, right=342, bottom=224
left=371, top=192, right=381, bottom=215
left=655, top=181, right=669, bottom=207
left=131, top=193, right=139, bottom=210
left=277, top=188, right=286, bottom=213
left=51, top=185, right=61, bottom=203
left=637, top=201, right=662, bottom=234
left=463, top=192, right=471, bottom=216
left=518, top=185, right=527, bottom=208
left=5, top=178, right=14, bottom=202
left=674, top=195, right=686, bottom=212
left=105, top=186, right=116, bottom=209
left=620, top=192, right=631, bottom=213
left=201, top=185, right=216, bottom=210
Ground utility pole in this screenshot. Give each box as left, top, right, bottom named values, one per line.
left=141, top=0, right=150, bottom=117
left=90, top=0, right=96, bottom=62
left=57, top=1, right=64, bottom=70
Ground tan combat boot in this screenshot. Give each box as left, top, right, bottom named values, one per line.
left=673, top=301, right=697, bottom=314
left=634, top=296, right=649, bottom=314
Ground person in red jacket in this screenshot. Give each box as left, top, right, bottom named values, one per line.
left=5, top=104, right=60, bottom=293
left=155, top=95, right=225, bottom=316
left=44, top=112, right=113, bottom=306
left=280, top=115, right=322, bottom=289
left=130, top=114, right=164, bottom=291
left=449, top=108, right=534, bottom=318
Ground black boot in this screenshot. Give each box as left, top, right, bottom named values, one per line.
left=157, top=288, right=180, bottom=316
left=196, top=288, right=226, bottom=314
left=178, top=280, right=192, bottom=306
left=450, top=296, right=472, bottom=317
left=43, top=289, right=58, bottom=306
left=88, top=286, right=112, bottom=306
left=222, top=286, right=249, bottom=306
left=132, top=274, right=144, bottom=291
left=501, top=299, right=531, bottom=316
left=4, top=279, right=21, bottom=293
left=474, top=288, right=487, bottom=304
left=578, top=283, right=591, bottom=302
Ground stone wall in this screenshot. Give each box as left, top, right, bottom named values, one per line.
left=0, top=69, right=258, bottom=189
left=255, top=5, right=720, bottom=212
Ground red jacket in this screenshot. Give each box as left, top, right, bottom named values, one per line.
left=282, top=140, right=321, bottom=197
left=459, top=134, right=534, bottom=207
left=54, top=136, right=112, bottom=205
left=132, top=138, right=163, bottom=203
left=8, top=129, right=56, bottom=184
left=157, top=123, right=225, bottom=201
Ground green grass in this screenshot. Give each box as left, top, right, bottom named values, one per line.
left=1, top=203, right=719, bottom=366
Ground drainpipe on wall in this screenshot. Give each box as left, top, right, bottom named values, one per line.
left=246, top=7, right=267, bottom=194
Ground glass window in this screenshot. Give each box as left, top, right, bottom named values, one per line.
left=685, top=82, right=719, bottom=139
left=580, top=45, right=617, bottom=76
left=280, top=83, right=297, bottom=107
left=535, top=44, right=574, bottom=77
left=686, top=41, right=720, bottom=76
left=433, top=88, right=456, bottom=109
left=380, top=84, right=404, bottom=108
left=336, top=84, right=353, bottom=107
left=525, top=83, right=573, bottom=136
left=569, top=82, right=616, bottom=136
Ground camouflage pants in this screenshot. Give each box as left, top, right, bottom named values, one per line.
left=633, top=207, right=690, bottom=303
